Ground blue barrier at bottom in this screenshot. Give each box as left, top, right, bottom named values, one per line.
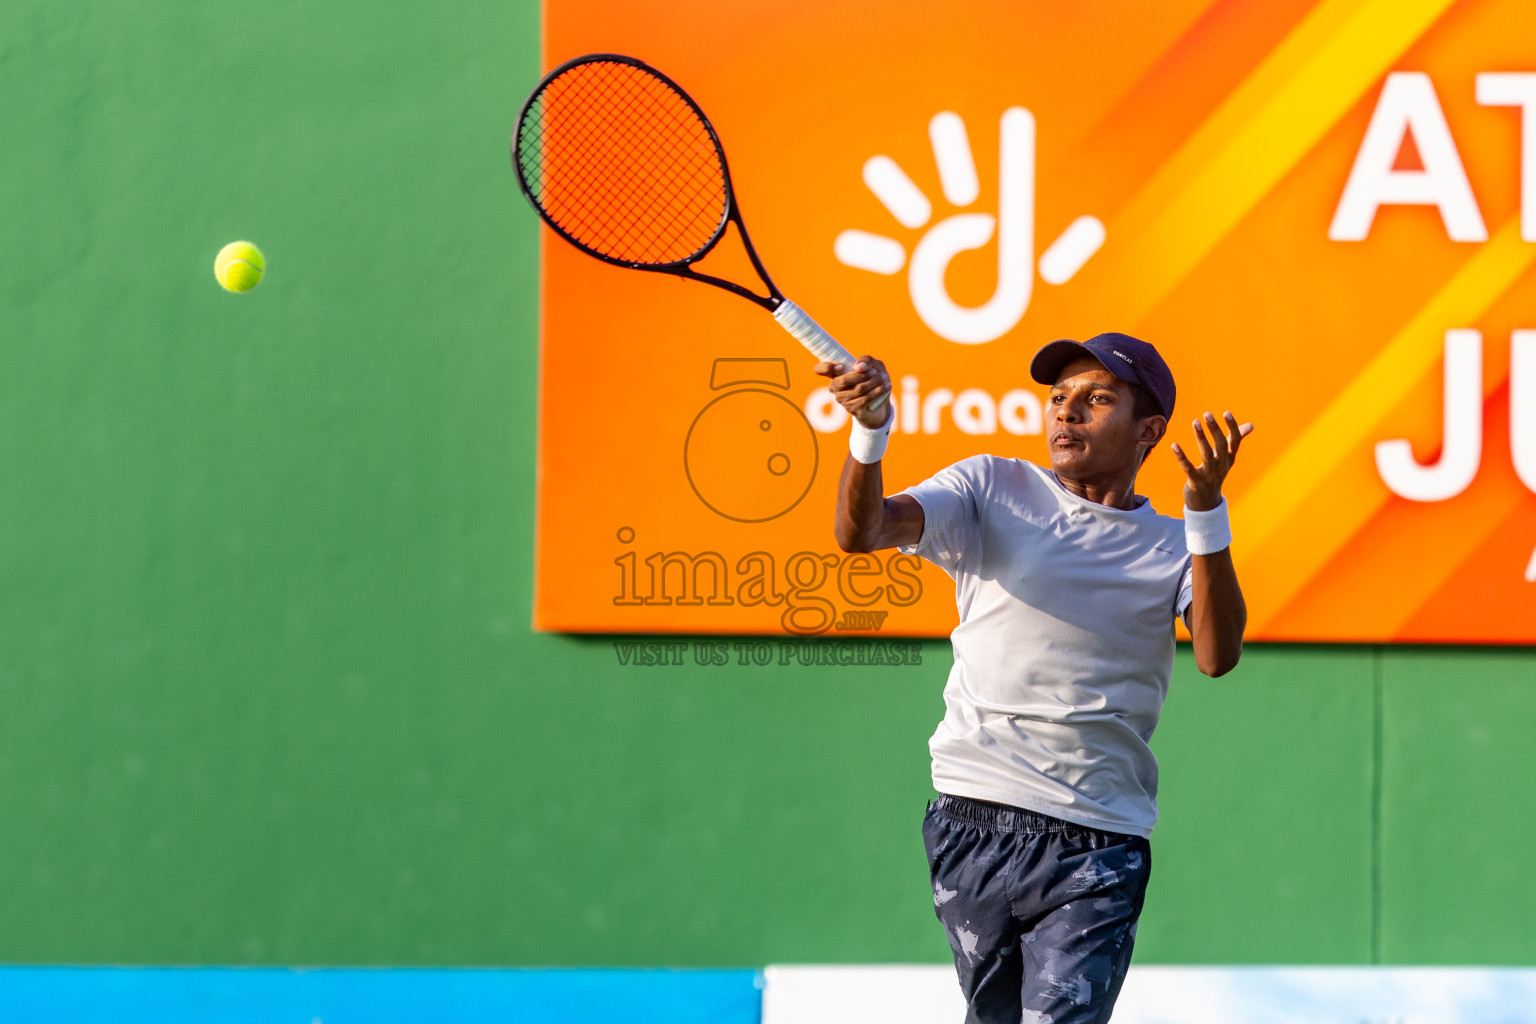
left=0, top=967, right=765, bottom=1024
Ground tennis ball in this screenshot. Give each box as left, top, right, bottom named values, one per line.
left=214, top=241, right=265, bottom=293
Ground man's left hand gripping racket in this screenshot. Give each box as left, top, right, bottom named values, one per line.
left=513, top=52, right=885, bottom=411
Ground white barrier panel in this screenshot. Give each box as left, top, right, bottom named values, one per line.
left=762, top=964, right=1536, bottom=1023
left=762, top=966, right=962, bottom=1024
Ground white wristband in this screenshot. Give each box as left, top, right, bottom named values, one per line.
left=849, top=413, right=892, bottom=464
left=1183, top=498, right=1233, bottom=555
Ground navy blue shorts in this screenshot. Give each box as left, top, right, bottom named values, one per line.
left=922, top=794, right=1152, bottom=1024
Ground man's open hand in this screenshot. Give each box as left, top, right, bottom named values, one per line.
left=1171, top=411, right=1254, bottom=512
left=814, top=355, right=892, bottom=429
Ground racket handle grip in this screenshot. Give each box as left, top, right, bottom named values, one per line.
left=773, top=299, right=889, bottom=412
left=773, top=299, right=852, bottom=365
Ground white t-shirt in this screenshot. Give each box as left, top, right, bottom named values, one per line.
left=900, top=455, right=1193, bottom=837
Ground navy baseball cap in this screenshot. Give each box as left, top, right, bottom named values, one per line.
left=1029, top=332, right=1176, bottom=419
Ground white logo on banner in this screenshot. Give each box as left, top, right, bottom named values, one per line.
left=835, top=109, right=1105, bottom=344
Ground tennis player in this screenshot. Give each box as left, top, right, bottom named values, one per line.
left=816, top=333, right=1252, bottom=1024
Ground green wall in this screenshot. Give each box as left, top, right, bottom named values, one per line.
left=2, top=2, right=1533, bottom=968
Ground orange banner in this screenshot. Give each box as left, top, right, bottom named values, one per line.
left=535, top=0, right=1536, bottom=642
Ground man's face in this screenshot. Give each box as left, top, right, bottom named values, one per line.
left=1047, top=356, right=1162, bottom=480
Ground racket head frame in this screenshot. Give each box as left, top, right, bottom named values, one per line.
left=513, top=52, right=785, bottom=312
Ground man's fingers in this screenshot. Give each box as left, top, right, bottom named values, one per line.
left=828, top=369, right=869, bottom=393
left=1191, top=419, right=1216, bottom=464
left=1219, top=412, right=1255, bottom=440
left=846, top=357, right=884, bottom=382
left=829, top=360, right=889, bottom=391
left=1204, top=412, right=1230, bottom=460
left=844, top=373, right=890, bottom=400
left=1169, top=442, right=1197, bottom=477
left=1225, top=413, right=1256, bottom=461
left=823, top=352, right=882, bottom=379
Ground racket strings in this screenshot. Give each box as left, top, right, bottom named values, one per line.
left=576, top=95, right=713, bottom=244
left=565, top=90, right=724, bottom=257
left=552, top=76, right=724, bottom=259
left=519, top=61, right=728, bottom=264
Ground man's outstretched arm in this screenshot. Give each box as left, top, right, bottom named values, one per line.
left=1172, top=411, right=1255, bottom=678
left=834, top=455, right=925, bottom=553
left=1186, top=547, right=1246, bottom=677
left=813, top=355, right=925, bottom=553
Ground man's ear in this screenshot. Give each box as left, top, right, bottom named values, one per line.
left=1134, top=415, right=1166, bottom=466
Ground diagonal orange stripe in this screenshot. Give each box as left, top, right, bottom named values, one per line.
left=1042, top=0, right=1231, bottom=162
left=1084, top=0, right=1456, bottom=325
left=1393, top=492, right=1536, bottom=641
left=1238, top=220, right=1536, bottom=635
left=1239, top=220, right=1531, bottom=547
left=1058, top=0, right=1320, bottom=212
left=1376, top=476, right=1526, bottom=638
left=1255, top=393, right=1527, bottom=640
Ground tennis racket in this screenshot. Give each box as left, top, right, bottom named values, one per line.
left=513, top=52, right=885, bottom=411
